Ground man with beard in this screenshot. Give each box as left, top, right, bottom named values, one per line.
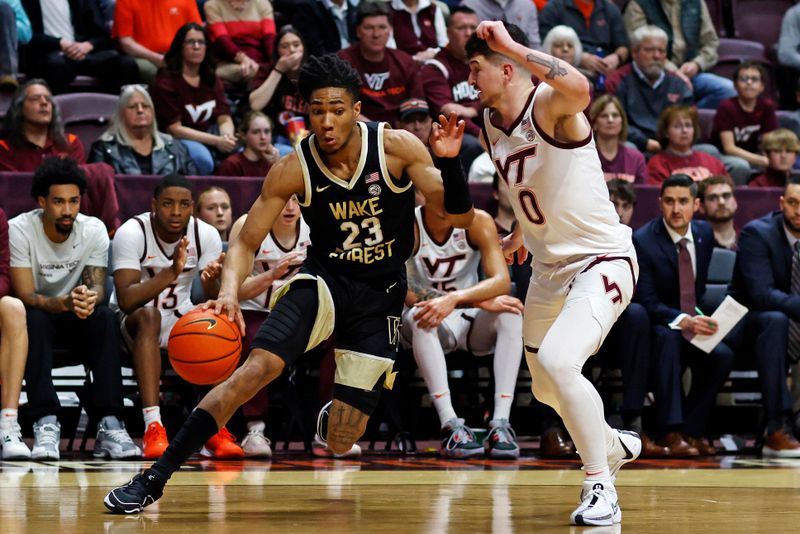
left=8, top=157, right=138, bottom=460
left=729, top=178, right=800, bottom=454
left=699, top=175, right=738, bottom=250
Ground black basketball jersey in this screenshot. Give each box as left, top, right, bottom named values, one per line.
left=296, top=121, right=415, bottom=280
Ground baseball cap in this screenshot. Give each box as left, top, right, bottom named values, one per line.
left=398, top=98, right=430, bottom=121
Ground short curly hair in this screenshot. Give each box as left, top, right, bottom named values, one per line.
left=298, top=54, right=362, bottom=105
left=31, top=157, right=87, bottom=199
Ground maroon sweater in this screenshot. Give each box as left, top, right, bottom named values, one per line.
left=217, top=152, right=273, bottom=177
left=421, top=47, right=481, bottom=136
left=338, top=45, right=424, bottom=124
left=391, top=3, right=439, bottom=55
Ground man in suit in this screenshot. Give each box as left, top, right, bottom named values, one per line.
left=730, top=178, right=800, bottom=453
left=292, top=0, right=358, bottom=58
left=633, top=173, right=735, bottom=456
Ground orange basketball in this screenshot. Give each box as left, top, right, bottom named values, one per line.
left=167, top=310, right=242, bottom=385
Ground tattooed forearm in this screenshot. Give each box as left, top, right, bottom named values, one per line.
left=81, top=265, right=107, bottom=298
left=526, top=53, right=568, bottom=80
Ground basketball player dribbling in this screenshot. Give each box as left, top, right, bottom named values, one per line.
left=104, top=53, right=474, bottom=514
left=467, top=22, right=643, bottom=525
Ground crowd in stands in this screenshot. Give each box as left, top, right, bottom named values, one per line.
left=3, top=0, right=800, bottom=462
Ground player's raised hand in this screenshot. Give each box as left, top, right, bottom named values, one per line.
left=203, top=291, right=246, bottom=336
left=476, top=21, right=516, bottom=56
left=429, top=111, right=465, bottom=158
left=171, top=237, right=190, bottom=276
left=201, top=252, right=226, bottom=283
left=268, top=251, right=304, bottom=282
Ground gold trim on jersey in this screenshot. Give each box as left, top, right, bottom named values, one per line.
left=377, top=122, right=412, bottom=194
left=295, top=144, right=313, bottom=207
left=308, top=122, right=369, bottom=190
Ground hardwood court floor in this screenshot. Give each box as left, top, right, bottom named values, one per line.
left=1, top=454, right=799, bottom=533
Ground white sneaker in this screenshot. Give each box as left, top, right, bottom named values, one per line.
left=1, top=422, right=32, bottom=460
left=608, top=429, right=641, bottom=477
left=571, top=479, right=621, bottom=526
left=32, top=416, right=60, bottom=460
left=93, top=416, right=141, bottom=459
left=241, top=428, right=273, bottom=458
left=312, top=433, right=362, bottom=458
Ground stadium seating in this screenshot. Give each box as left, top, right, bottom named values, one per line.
left=731, top=0, right=795, bottom=55
left=52, top=92, right=119, bottom=152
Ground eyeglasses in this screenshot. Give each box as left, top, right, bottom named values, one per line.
left=737, top=75, right=761, bottom=83
left=705, top=192, right=733, bottom=203
left=184, top=39, right=207, bottom=48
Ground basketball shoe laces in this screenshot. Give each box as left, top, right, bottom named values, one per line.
left=217, top=427, right=237, bottom=443
left=488, top=423, right=516, bottom=445
left=102, top=427, right=135, bottom=446
left=35, top=423, right=59, bottom=447
left=444, top=424, right=477, bottom=452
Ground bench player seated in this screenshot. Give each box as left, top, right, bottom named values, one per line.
left=402, top=205, right=524, bottom=458
left=228, top=196, right=310, bottom=457
left=110, top=175, right=237, bottom=460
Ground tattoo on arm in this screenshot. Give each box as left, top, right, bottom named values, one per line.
left=326, top=399, right=369, bottom=455
left=81, top=265, right=107, bottom=299
left=26, top=293, right=69, bottom=314
left=526, top=53, right=568, bottom=80
left=405, top=259, right=446, bottom=302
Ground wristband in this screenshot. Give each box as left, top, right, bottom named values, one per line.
left=274, top=68, right=285, bottom=76
left=437, top=156, right=473, bottom=215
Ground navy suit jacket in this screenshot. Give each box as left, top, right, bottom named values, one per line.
left=292, top=0, right=358, bottom=58
left=633, top=218, right=714, bottom=327
left=731, top=211, right=800, bottom=321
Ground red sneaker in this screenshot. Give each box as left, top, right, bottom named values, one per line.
left=201, top=427, right=244, bottom=459
left=142, top=421, right=169, bottom=460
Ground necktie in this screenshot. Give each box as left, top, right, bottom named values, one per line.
left=677, top=238, right=695, bottom=341
left=788, top=242, right=800, bottom=363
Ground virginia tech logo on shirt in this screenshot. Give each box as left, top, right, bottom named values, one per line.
left=364, top=72, right=390, bottom=91
left=185, top=101, right=217, bottom=124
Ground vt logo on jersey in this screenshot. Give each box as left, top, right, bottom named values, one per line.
left=364, top=72, right=390, bottom=91
left=422, top=254, right=466, bottom=277
left=185, top=100, right=216, bottom=124
left=186, top=317, right=218, bottom=330
left=495, top=146, right=538, bottom=186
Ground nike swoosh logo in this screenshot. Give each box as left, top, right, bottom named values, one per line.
left=316, top=184, right=332, bottom=192
left=619, top=436, right=633, bottom=460
left=72, top=243, right=80, bottom=248
left=185, top=317, right=217, bottom=330
left=492, top=138, right=499, bottom=147
left=146, top=255, right=156, bottom=260
left=386, top=282, right=397, bottom=293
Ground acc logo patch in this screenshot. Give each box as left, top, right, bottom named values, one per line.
left=368, top=184, right=381, bottom=196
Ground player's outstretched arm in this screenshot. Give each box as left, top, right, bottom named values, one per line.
left=210, top=156, right=305, bottom=331
left=386, top=118, right=474, bottom=229
left=476, top=20, right=591, bottom=119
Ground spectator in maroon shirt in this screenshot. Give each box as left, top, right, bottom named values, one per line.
left=151, top=23, right=236, bottom=175
left=249, top=26, right=309, bottom=157
left=389, top=0, right=447, bottom=62
left=751, top=129, right=800, bottom=188
left=420, top=6, right=483, bottom=168
left=338, top=1, right=424, bottom=124
left=196, top=186, right=233, bottom=242
left=590, top=94, right=647, bottom=184
left=0, top=80, right=83, bottom=170
left=0, top=207, right=30, bottom=460
left=711, top=61, right=778, bottom=185
left=0, top=80, right=120, bottom=231
left=217, top=111, right=279, bottom=177
left=647, top=105, right=728, bottom=185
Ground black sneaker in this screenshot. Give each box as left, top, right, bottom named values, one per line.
left=103, top=469, right=165, bottom=514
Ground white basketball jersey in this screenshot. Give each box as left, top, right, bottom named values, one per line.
left=482, top=86, right=632, bottom=271
left=110, top=213, right=222, bottom=316
left=240, top=219, right=311, bottom=312
left=411, top=206, right=480, bottom=292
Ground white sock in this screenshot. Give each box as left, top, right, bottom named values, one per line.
left=247, top=420, right=265, bottom=432
left=143, top=406, right=162, bottom=427
left=493, top=393, right=514, bottom=422
left=491, top=312, right=524, bottom=421
left=0, top=409, right=18, bottom=429
left=408, top=318, right=458, bottom=426
left=585, top=467, right=611, bottom=482
left=431, top=391, right=458, bottom=426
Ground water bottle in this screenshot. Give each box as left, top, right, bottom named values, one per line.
left=595, top=47, right=606, bottom=92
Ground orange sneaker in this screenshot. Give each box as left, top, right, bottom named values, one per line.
left=201, top=427, right=244, bottom=459
left=142, top=421, right=169, bottom=460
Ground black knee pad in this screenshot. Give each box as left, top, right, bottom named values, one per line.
left=252, top=280, right=318, bottom=366
left=333, top=375, right=386, bottom=416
